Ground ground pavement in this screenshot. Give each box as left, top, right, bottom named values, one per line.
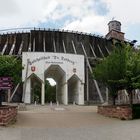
left=0, top=104, right=140, bottom=140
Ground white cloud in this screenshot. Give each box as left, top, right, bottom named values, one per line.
left=42, top=0, right=58, bottom=21
left=103, top=0, right=140, bottom=24
left=62, top=0, right=140, bottom=37
left=63, top=14, right=107, bottom=35
left=0, top=0, right=18, bottom=16
left=0, top=0, right=140, bottom=40
left=48, top=0, right=109, bottom=35
left=0, top=0, right=55, bottom=28
left=0, top=0, right=103, bottom=29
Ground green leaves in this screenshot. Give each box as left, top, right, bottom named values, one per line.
left=0, top=55, right=22, bottom=85
left=94, top=42, right=127, bottom=86
left=93, top=42, right=140, bottom=98
left=45, top=80, right=56, bottom=102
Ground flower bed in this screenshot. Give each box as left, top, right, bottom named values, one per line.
left=0, top=105, right=18, bottom=126
left=98, top=105, right=132, bottom=120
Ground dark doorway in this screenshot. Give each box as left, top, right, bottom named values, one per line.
left=45, top=79, right=56, bottom=103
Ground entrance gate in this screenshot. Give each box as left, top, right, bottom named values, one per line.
left=44, top=65, right=66, bottom=104
left=22, top=52, right=85, bottom=105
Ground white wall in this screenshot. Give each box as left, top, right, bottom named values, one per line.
left=22, top=52, right=85, bottom=105
left=24, top=78, right=31, bottom=103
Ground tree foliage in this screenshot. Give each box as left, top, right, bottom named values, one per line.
left=0, top=55, right=22, bottom=85
left=33, top=83, right=41, bottom=103
left=45, top=80, right=56, bottom=103
left=93, top=42, right=140, bottom=105
left=33, top=80, right=56, bottom=103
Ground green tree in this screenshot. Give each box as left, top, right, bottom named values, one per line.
left=45, top=80, right=56, bottom=103
left=110, top=44, right=140, bottom=105
left=93, top=42, right=140, bottom=105
left=33, top=83, right=41, bottom=103
left=124, top=49, right=140, bottom=105
left=0, top=55, right=22, bottom=84
left=0, top=55, right=22, bottom=105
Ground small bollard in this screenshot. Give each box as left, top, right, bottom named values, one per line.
left=57, top=101, right=59, bottom=106
left=34, top=101, right=37, bottom=106
left=73, top=101, right=75, bottom=105
left=50, top=101, right=52, bottom=107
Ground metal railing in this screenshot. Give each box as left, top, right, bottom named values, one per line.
left=0, top=27, right=105, bottom=39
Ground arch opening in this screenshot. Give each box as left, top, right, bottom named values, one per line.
left=30, top=74, right=42, bottom=104
left=45, top=79, right=56, bottom=103
left=68, top=74, right=81, bottom=104
left=44, top=65, right=67, bottom=104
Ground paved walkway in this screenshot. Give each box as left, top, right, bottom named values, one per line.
left=0, top=104, right=140, bottom=140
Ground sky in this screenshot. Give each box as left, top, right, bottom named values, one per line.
left=47, top=78, right=56, bottom=86
left=0, top=0, right=140, bottom=45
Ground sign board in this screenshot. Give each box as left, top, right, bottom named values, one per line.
left=0, top=77, right=12, bottom=89
left=22, top=52, right=85, bottom=83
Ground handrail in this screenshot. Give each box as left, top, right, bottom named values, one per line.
left=0, top=27, right=105, bottom=39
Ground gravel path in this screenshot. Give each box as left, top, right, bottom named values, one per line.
left=0, top=105, right=140, bottom=140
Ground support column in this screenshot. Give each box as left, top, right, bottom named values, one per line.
left=41, top=82, right=45, bottom=105
left=24, top=78, right=31, bottom=104
left=8, top=89, right=11, bottom=103
left=86, top=67, right=89, bottom=102
left=62, top=82, right=68, bottom=105
left=56, top=84, right=58, bottom=102
left=78, top=82, right=84, bottom=105
left=105, top=87, right=109, bottom=103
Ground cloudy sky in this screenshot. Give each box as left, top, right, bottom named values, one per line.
left=0, top=0, right=140, bottom=44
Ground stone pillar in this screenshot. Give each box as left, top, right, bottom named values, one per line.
left=41, top=82, right=45, bottom=105
left=7, top=89, right=11, bottom=103
left=63, top=82, right=68, bottom=105
left=24, top=78, right=31, bottom=104
left=56, top=84, right=58, bottom=102
left=106, top=88, right=109, bottom=103
left=78, top=82, right=84, bottom=105
left=86, top=67, right=89, bottom=102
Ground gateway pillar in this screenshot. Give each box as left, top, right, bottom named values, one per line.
left=63, top=82, right=68, bottom=105
left=78, top=82, right=84, bottom=105
left=24, top=78, right=31, bottom=104
left=41, top=82, right=45, bottom=105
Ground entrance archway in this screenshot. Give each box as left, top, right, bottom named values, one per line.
left=45, top=78, right=56, bottom=103
left=30, top=73, right=42, bottom=104
left=44, top=65, right=67, bottom=104
left=68, top=74, right=81, bottom=104
left=23, top=52, right=85, bottom=105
